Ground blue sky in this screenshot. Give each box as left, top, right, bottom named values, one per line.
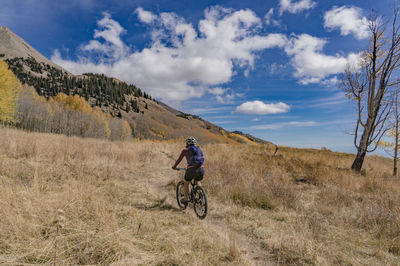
left=0, top=0, right=395, bottom=153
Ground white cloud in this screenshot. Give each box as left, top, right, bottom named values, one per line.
left=216, top=93, right=236, bottom=104
left=52, top=7, right=288, bottom=102
left=299, top=75, right=339, bottom=86
left=284, top=34, right=361, bottom=84
left=324, top=6, right=369, bottom=40
left=51, top=6, right=362, bottom=99
left=135, top=7, right=157, bottom=23
left=80, top=12, right=129, bottom=60
left=278, top=0, right=316, bottom=16
left=235, top=100, right=290, bottom=115
left=321, top=76, right=339, bottom=86
left=265, top=8, right=274, bottom=24
left=264, top=8, right=280, bottom=27
left=208, top=87, right=226, bottom=95
left=251, top=118, right=261, bottom=121
left=250, top=121, right=317, bottom=130
left=187, top=106, right=231, bottom=114
left=208, top=87, right=237, bottom=104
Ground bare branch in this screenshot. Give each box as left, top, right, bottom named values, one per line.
left=344, top=8, right=400, bottom=171
left=368, top=126, right=391, bottom=152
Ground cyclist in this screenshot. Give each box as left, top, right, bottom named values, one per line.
left=172, top=136, right=204, bottom=203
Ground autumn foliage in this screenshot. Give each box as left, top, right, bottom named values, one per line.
left=0, top=59, right=21, bottom=123
left=15, top=86, right=132, bottom=140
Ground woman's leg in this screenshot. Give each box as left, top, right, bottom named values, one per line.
left=194, top=167, right=204, bottom=187
left=183, top=180, right=189, bottom=201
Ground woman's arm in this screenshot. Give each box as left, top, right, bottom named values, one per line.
left=172, top=149, right=186, bottom=169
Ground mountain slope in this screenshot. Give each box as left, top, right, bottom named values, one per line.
left=0, top=26, right=69, bottom=73
left=0, top=26, right=271, bottom=144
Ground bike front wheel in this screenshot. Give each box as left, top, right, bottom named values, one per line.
left=193, top=186, right=208, bottom=219
left=176, top=181, right=188, bottom=210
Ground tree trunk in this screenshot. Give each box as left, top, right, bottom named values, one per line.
left=394, top=129, right=399, bottom=176
left=352, top=123, right=372, bottom=172
left=351, top=148, right=367, bottom=172
left=394, top=126, right=399, bottom=176
left=394, top=91, right=399, bottom=177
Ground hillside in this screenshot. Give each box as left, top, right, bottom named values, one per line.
left=0, top=26, right=68, bottom=73
left=0, top=26, right=269, bottom=145
left=0, top=127, right=399, bottom=265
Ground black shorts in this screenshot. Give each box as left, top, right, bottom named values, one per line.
left=184, top=167, right=204, bottom=182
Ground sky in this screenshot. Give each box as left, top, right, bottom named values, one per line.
left=0, top=0, right=396, bottom=153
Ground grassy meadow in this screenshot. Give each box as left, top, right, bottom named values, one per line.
left=0, top=126, right=399, bottom=265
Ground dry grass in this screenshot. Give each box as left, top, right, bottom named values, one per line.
left=205, top=145, right=400, bottom=265
left=0, top=126, right=399, bottom=265
left=0, top=127, right=244, bottom=265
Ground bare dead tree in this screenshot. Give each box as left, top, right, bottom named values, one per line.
left=392, top=89, right=400, bottom=175
left=342, top=10, right=400, bottom=172
left=377, top=89, right=400, bottom=176
left=386, top=88, right=400, bottom=176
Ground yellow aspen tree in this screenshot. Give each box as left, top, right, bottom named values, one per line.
left=0, top=59, right=21, bottom=123
left=121, top=120, right=132, bottom=140
left=55, top=93, right=92, bottom=113
left=54, top=93, right=68, bottom=105
left=378, top=89, right=400, bottom=176
left=92, top=107, right=111, bottom=138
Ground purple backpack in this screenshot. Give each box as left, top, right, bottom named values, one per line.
left=188, top=146, right=204, bottom=167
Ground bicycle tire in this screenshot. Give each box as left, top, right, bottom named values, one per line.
left=193, top=186, right=208, bottom=219
left=176, top=181, right=187, bottom=210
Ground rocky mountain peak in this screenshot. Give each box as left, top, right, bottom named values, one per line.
left=0, top=26, right=69, bottom=73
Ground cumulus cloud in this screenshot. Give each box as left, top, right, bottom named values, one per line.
left=52, top=7, right=288, bottom=102
left=51, top=5, right=362, bottom=101
left=235, top=100, right=290, bottom=115
left=324, top=6, right=369, bottom=40
left=80, top=12, right=129, bottom=60
left=135, top=7, right=157, bottom=23
left=284, top=34, right=361, bottom=84
left=278, top=0, right=316, bottom=16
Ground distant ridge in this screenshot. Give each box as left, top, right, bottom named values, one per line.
left=0, top=26, right=69, bottom=73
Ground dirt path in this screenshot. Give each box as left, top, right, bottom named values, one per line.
left=145, top=167, right=275, bottom=266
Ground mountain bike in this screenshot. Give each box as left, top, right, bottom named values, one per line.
left=174, top=168, right=208, bottom=219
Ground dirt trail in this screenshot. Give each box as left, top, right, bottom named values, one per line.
left=145, top=167, right=275, bottom=266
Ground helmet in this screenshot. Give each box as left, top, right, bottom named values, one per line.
left=186, top=136, right=197, bottom=146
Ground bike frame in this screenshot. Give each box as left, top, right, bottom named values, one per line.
left=174, top=167, right=196, bottom=196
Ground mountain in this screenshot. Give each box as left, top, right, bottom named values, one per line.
left=0, top=26, right=68, bottom=73
left=0, top=26, right=271, bottom=145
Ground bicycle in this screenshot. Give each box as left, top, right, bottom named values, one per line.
left=174, top=167, right=208, bottom=219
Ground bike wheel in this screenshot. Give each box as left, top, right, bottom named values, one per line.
left=176, top=181, right=187, bottom=210
left=193, top=186, right=208, bottom=219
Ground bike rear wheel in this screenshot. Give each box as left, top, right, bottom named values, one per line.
left=176, top=181, right=188, bottom=210
left=193, top=186, right=208, bottom=219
